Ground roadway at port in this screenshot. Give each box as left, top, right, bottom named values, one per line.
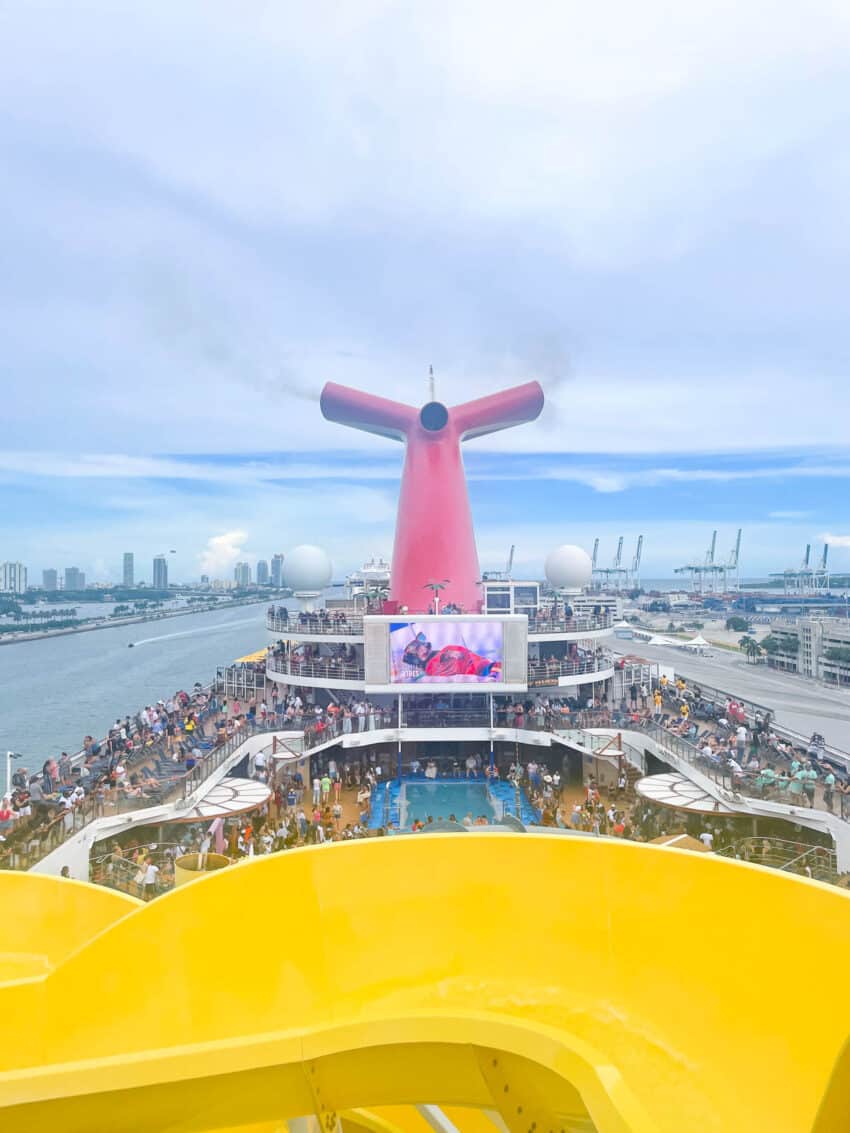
left=1, top=835, right=849, bottom=1132
left=629, top=639, right=850, bottom=744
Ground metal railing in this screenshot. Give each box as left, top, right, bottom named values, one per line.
left=668, top=674, right=850, bottom=768
left=267, top=612, right=365, bottom=636
left=89, top=842, right=185, bottom=898
left=526, top=612, right=613, bottom=634
left=402, top=707, right=491, bottom=729
left=273, top=703, right=624, bottom=748
left=215, top=663, right=268, bottom=700
left=0, top=718, right=284, bottom=872
left=266, top=611, right=615, bottom=639
left=267, top=652, right=613, bottom=687
left=178, top=723, right=267, bottom=799
left=634, top=716, right=850, bottom=824
left=527, top=653, right=613, bottom=685
left=716, top=837, right=838, bottom=882
left=267, top=655, right=366, bottom=683
left=672, top=674, right=773, bottom=726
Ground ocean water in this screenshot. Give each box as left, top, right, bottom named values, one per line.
left=0, top=603, right=275, bottom=763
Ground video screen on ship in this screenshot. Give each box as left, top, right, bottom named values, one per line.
left=389, top=620, right=504, bottom=684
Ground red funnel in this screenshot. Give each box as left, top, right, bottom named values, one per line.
left=321, top=381, right=544, bottom=612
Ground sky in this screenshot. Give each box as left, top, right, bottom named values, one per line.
left=1, top=1, right=850, bottom=582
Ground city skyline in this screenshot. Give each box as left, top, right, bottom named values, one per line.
left=2, top=441, right=850, bottom=581
left=5, top=547, right=290, bottom=587
left=3, top=517, right=849, bottom=588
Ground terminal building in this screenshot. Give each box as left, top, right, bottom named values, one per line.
left=767, top=616, right=850, bottom=685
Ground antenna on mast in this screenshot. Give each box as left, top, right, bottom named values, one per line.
left=428, top=365, right=436, bottom=402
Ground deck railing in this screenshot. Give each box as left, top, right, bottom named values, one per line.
left=635, top=716, right=850, bottom=823
left=527, top=653, right=613, bottom=686
left=0, top=718, right=283, bottom=872
left=526, top=612, right=613, bottom=634
left=266, top=611, right=615, bottom=638
left=716, top=837, right=838, bottom=882
left=267, top=655, right=366, bottom=682
left=267, top=612, right=365, bottom=636
left=670, top=673, right=850, bottom=768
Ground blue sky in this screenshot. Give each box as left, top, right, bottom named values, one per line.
left=1, top=2, right=849, bottom=581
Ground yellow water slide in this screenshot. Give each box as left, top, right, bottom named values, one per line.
left=1, top=835, right=849, bottom=1132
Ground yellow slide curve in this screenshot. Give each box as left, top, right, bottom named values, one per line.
left=1, top=834, right=849, bottom=1133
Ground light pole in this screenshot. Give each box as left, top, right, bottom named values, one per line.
left=5, top=751, right=21, bottom=797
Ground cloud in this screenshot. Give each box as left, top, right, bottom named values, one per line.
left=821, top=533, right=850, bottom=548
left=2, top=2, right=850, bottom=580
left=0, top=451, right=401, bottom=484
left=3, top=449, right=850, bottom=494
left=1, top=3, right=850, bottom=457
left=198, top=531, right=249, bottom=577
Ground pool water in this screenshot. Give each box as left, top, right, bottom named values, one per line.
left=400, top=781, right=496, bottom=827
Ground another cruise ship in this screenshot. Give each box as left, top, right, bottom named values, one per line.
left=344, top=556, right=392, bottom=601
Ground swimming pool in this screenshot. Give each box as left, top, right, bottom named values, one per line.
left=400, top=781, right=496, bottom=826
left=368, top=778, right=539, bottom=829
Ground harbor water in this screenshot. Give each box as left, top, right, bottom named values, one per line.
left=0, top=603, right=274, bottom=763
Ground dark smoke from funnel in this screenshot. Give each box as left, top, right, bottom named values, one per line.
left=136, top=269, right=321, bottom=405
left=509, top=333, right=575, bottom=426
left=276, top=360, right=321, bottom=403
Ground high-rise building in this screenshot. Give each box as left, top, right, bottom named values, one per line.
left=64, top=567, right=85, bottom=591
left=42, top=569, right=58, bottom=591
left=0, top=562, right=27, bottom=594
left=256, top=559, right=269, bottom=585
left=153, top=555, right=168, bottom=590
left=123, top=552, right=134, bottom=588
left=234, top=561, right=252, bottom=588
left=200, top=574, right=210, bottom=586
left=271, top=553, right=284, bottom=588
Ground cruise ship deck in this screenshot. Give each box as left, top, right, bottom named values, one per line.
left=2, top=379, right=850, bottom=1132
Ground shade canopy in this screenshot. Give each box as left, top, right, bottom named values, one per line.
left=174, top=778, right=271, bottom=822
left=636, top=772, right=734, bottom=814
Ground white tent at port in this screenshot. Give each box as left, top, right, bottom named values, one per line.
left=647, top=634, right=678, bottom=646
left=682, top=634, right=711, bottom=654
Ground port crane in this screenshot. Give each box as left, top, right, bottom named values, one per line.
left=631, top=534, right=644, bottom=588
left=674, top=528, right=742, bottom=593
left=592, top=535, right=644, bottom=590
left=770, top=541, right=830, bottom=594
left=481, top=544, right=516, bottom=582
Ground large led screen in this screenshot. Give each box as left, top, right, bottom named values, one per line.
left=389, top=620, right=503, bottom=684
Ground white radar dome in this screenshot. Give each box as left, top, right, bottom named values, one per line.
left=283, top=545, right=333, bottom=593
left=545, top=545, right=593, bottom=591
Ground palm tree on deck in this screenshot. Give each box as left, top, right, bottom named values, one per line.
left=423, top=579, right=450, bottom=615
left=363, top=585, right=389, bottom=613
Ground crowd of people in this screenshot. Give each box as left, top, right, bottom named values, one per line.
left=8, top=630, right=844, bottom=890
left=0, top=684, right=258, bottom=867
left=268, top=606, right=360, bottom=633
left=640, top=677, right=849, bottom=819
left=231, top=687, right=395, bottom=739
left=268, top=640, right=362, bottom=679
left=527, top=644, right=609, bottom=681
